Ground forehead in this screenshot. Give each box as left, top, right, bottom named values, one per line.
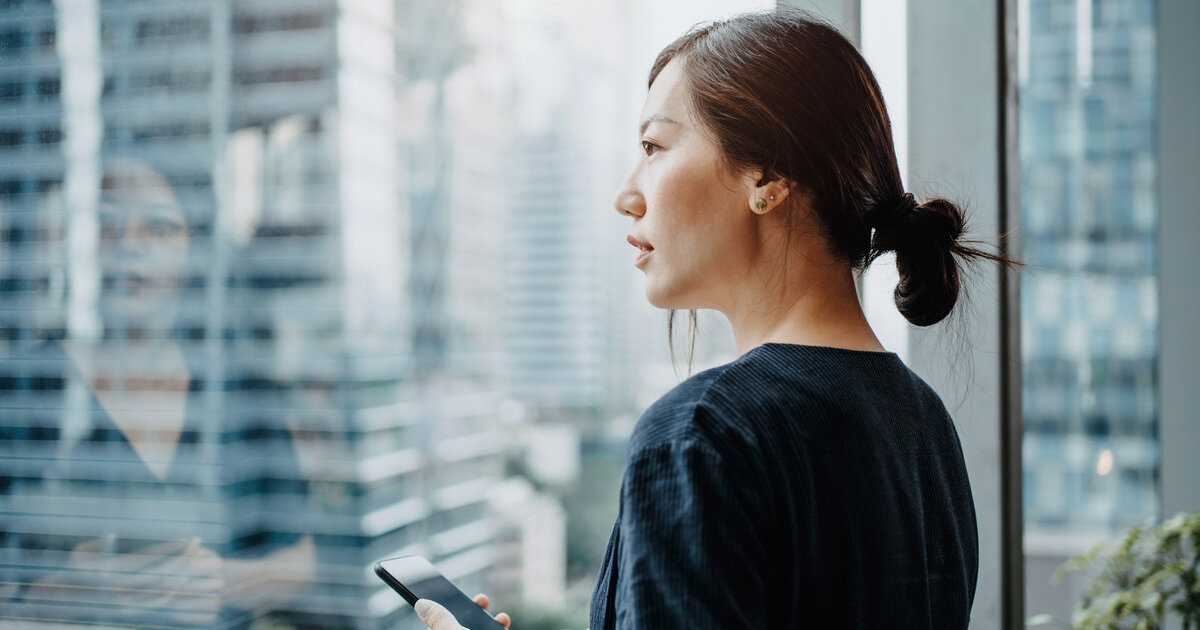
left=640, top=57, right=690, bottom=124
left=101, top=183, right=180, bottom=212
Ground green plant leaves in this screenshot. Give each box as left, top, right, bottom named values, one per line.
left=1035, top=509, right=1200, bottom=629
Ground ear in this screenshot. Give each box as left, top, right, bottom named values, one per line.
left=746, top=176, right=793, bottom=215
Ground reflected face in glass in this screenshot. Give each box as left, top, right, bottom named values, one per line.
left=613, top=57, right=758, bottom=311
left=286, top=385, right=348, bottom=480
left=97, top=163, right=189, bottom=324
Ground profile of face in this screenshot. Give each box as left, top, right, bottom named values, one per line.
left=96, top=161, right=189, bottom=330
left=614, top=57, right=778, bottom=311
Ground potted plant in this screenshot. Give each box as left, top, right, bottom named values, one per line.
left=1028, top=509, right=1200, bottom=629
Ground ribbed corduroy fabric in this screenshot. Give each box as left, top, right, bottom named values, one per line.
left=588, top=343, right=978, bottom=630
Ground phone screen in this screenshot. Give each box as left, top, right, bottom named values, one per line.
left=374, top=555, right=506, bottom=630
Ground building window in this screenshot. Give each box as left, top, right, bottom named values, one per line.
left=0, top=129, right=22, bottom=146
left=35, top=76, right=59, bottom=98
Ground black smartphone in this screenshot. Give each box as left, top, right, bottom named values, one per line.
left=373, top=555, right=506, bottom=630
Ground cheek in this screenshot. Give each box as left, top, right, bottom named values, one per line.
left=655, top=169, right=748, bottom=259
left=642, top=175, right=754, bottom=306
left=649, top=157, right=729, bottom=231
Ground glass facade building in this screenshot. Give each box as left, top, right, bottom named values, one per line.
left=1019, top=0, right=1159, bottom=620
left=0, top=1, right=505, bottom=627
left=1019, top=0, right=1158, bottom=533
left=0, top=0, right=771, bottom=627
left=0, top=0, right=1184, bottom=627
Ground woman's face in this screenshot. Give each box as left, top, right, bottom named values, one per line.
left=614, top=57, right=760, bottom=311
left=97, top=169, right=189, bottom=325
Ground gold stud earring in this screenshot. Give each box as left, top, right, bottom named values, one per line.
left=754, top=199, right=767, bottom=211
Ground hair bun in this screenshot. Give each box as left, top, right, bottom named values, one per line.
left=867, top=194, right=971, bottom=327
left=865, top=192, right=917, bottom=233
left=867, top=194, right=963, bottom=252
left=910, top=198, right=965, bottom=244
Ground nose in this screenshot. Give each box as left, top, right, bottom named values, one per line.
left=119, top=219, right=149, bottom=253
left=613, top=166, right=645, bottom=218
left=103, top=216, right=152, bottom=257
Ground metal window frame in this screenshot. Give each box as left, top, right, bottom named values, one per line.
left=1158, top=0, right=1200, bottom=519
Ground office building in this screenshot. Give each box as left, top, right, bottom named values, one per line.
left=0, top=2, right=507, bottom=627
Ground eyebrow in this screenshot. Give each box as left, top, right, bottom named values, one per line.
left=639, top=114, right=679, bottom=136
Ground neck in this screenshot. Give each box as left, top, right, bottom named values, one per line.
left=722, top=258, right=884, bottom=358
left=65, top=336, right=190, bottom=379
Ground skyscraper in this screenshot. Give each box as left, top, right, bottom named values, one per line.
left=1020, top=0, right=1159, bottom=619
left=1020, top=0, right=1158, bottom=534
left=0, top=1, right=506, bottom=627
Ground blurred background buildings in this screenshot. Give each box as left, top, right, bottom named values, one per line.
left=1018, top=0, right=1159, bottom=620
left=1020, top=0, right=1158, bottom=532
left=0, top=0, right=763, bottom=628
left=0, top=0, right=1194, bottom=628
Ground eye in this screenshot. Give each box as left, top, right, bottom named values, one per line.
left=98, top=212, right=118, bottom=241
left=147, top=216, right=185, bottom=238
left=640, top=140, right=660, bottom=157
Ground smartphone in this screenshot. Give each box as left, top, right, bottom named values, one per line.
left=373, top=555, right=506, bottom=630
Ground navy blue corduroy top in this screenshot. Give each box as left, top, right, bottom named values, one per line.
left=588, top=343, right=978, bottom=629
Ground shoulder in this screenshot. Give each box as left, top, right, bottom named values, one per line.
left=626, top=361, right=740, bottom=455
left=628, top=344, right=936, bottom=455
left=625, top=349, right=811, bottom=460
left=620, top=361, right=784, bottom=523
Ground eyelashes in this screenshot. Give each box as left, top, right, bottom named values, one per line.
left=640, top=139, right=660, bottom=157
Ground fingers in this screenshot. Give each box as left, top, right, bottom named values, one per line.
left=27, top=538, right=224, bottom=627
left=415, top=599, right=464, bottom=630
left=472, top=593, right=510, bottom=627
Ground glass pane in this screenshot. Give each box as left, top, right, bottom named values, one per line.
left=1019, top=0, right=1158, bottom=621
left=0, top=1, right=771, bottom=629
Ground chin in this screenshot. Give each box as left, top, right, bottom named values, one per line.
left=644, top=292, right=674, bottom=309
left=643, top=282, right=703, bottom=311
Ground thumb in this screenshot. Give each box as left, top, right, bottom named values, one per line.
left=415, top=599, right=462, bottom=630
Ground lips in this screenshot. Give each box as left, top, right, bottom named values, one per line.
left=102, top=270, right=153, bottom=294
left=627, top=234, right=653, bottom=254
left=626, top=234, right=654, bottom=264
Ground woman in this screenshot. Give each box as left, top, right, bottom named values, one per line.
left=417, top=8, right=999, bottom=630
left=1, top=160, right=316, bottom=628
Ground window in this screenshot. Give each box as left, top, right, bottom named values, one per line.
left=35, top=126, right=59, bottom=145
left=0, top=80, right=22, bottom=101
left=233, top=12, right=325, bottom=35
left=36, top=27, right=53, bottom=50
left=0, top=2, right=772, bottom=628
left=134, top=15, right=209, bottom=45
left=1020, top=0, right=1158, bottom=621
left=234, top=65, right=324, bottom=86
left=35, top=76, right=58, bottom=98
left=0, top=28, right=24, bottom=52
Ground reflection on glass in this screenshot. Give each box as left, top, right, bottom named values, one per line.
left=0, top=0, right=771, bottom=628
left=1020, top=0, right=1158, bottom=619
left=0, top=3, right=406, bottom=628
left=2, top=1, right=594, bottom=628
left=2, top=158, right=316, bottom=627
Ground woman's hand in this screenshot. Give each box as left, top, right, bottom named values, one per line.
left=23, top=536, right=222, bottom=626
left=414, top=593, right=511, bottom=630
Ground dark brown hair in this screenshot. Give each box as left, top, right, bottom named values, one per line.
left=657, top=8, right=1008, bottom=366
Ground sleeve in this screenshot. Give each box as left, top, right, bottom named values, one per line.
left=613, top=436, right=771, bottom=630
